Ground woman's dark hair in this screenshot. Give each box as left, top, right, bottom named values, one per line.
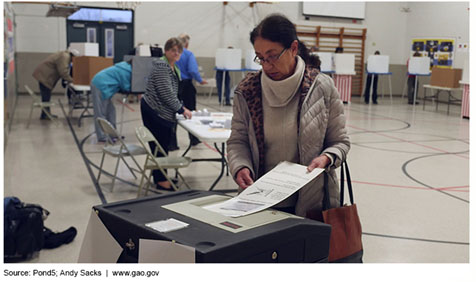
left=164, top=37, right=183, bottom=53
left=250, top=14, right=320, bottom=68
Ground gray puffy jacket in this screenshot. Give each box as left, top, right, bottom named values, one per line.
left=227, top=69, right=350, bottom=217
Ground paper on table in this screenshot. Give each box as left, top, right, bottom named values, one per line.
left=146, top=218, right=189, bottom=233
left=204, top=161, right=324, bottom=217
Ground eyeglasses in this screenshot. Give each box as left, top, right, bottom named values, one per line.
left=253, top=48, right=287, bottom=65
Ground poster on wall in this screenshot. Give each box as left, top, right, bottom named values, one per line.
left=411, top=38, right=455, bottom=69
left=4, top=3, right=15, bottom=77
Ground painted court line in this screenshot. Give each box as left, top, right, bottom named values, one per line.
left=347, top=124, right=469, bottom=160
left=352, top=180, right=469, bottom=192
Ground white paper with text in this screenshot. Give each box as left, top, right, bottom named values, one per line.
left=204, top=161, right=324, bottom=217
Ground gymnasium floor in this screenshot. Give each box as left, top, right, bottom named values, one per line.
left=4, top=91, right=470, bottom=264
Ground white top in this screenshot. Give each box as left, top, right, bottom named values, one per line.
left=423, top=84, right=461, bottom=91
left=177, top=112, right=232, bottom=143
left=70, top=84, right=91, bottom=91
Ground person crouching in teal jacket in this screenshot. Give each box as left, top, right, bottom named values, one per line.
left=91, top=61, right=132, bottom=142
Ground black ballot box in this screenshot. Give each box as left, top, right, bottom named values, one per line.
left=93, top=190, right=331, bottom=263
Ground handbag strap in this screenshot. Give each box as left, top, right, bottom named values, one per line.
left=322, top=172, right=331, bottom=211
left=340, top=160, right=354, bottom=206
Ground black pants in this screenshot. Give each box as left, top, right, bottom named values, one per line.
left=39, top=82, right=52, bottom=117
left=140, top=99, right=172, bottom=184
left=407, top=76, right=418, bottom=103
left=364, top=74, right=378, bottom=103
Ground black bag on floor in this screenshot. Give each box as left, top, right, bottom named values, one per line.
left=4, top=197, right=49, bottom=262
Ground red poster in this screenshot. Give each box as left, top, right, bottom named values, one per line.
left=9, top=59, right=15, bottom=74
left=7, top=18, right=13, bottom=32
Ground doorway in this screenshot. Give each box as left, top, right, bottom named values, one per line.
left=66, top=7, right=134, bottom=63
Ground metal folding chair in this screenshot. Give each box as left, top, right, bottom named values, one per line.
left=24, top=85, right=59, bottom=128
left=135, top=126, right=192, bottom=197
left=96, top=118, right=147, bottom=192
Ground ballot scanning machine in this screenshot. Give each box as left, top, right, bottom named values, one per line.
left=93, top=190, right=331, bottom=263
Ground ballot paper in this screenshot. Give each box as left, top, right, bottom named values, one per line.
left=145, top=218, right=189, bottom=233
left=204, top=161, right=324, bottom=217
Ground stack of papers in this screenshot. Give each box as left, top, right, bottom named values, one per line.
left=204, top=161, right=324, bottom=217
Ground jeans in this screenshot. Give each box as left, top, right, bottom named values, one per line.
left=39, top=82, right=52, bottom=117
left=215, top=70, right=230, bottom=104
left=91, top=84, right=116, bottom=142
left=407, top=76, right=418, bottom=103
left=364, top=74, right=378, bottom=103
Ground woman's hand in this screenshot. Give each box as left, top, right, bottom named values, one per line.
left=307, top=155, right=331, bottom=172
left=183, top=107, right=192, bottom=119
left=235, top=167, right=254, bottom=190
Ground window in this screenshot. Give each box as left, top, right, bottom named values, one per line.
left=87, top=28, right=96, bottom=43
left=68, top=8, right=132, bottom=23
left=105, top=28, right=114, bottom=58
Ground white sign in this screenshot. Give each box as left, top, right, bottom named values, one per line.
left=215, top=48, right=242, bottom=69
left=245, top=49, right=261, bottom=70
left=334, top=54, right=355, bottom=75
left=408, top=57, right=431, bottom=75
left=367, top=55, right=389, bottom=74
left=315, top=52, right=333, bottom=72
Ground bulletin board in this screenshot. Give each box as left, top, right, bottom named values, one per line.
left=4, top=3, right=15, bottom=81
left=4, top=2, right=16, bottom=132
left=411, top=38, right=455, bottom=69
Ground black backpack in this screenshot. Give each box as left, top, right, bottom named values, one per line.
left=4, top=197, right=49, bottom=262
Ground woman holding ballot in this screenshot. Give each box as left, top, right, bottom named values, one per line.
left=226, top=14, right=350, bottom=217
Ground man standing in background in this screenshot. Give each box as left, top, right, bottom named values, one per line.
left=32, top=47, right=79, bottom=119
left=172, top=33, right=207, bottom=148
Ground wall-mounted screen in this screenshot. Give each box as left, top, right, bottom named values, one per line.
left=303, top=2, right=366, bottom=20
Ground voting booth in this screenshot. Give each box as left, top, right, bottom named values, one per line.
left=408, top=57, right=431, bottom=75
left=367, top=55, right=389, bottom=73
left=365, top=55, right=393, bottom=101
left=333, top=54, right=355, bottom=103
left=78, top=190, right=331, bottom=263
left=215, top=48, right=242, bottom=70
left=245, top=49, right=261, bottom=70
left=123, top=55, right=157, bottom=93
left=315, top=52, right=333, bottom=73
left=460, top=60, right=469, bottom=118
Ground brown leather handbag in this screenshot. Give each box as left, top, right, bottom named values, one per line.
left=322, top=161, right=363, bottom=263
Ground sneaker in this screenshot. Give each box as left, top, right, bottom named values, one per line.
left=408, top=101, right=420, bottom=105
left=372, top=101, right=378, bottom=104
left=111, top=136, right=125, bottom=143
left=156, top=183, right=174, bottom=192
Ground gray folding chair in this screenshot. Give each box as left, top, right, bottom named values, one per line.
left=96, top=118, right=147, bottom=192
left=135, top=126, right=192, bottom=197
left=24, top=85, right=59, bottom=128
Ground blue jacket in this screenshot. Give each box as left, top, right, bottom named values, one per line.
left=176, top=48, right=203, bottom=82
left=91, top=61, right=132, bottom=100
